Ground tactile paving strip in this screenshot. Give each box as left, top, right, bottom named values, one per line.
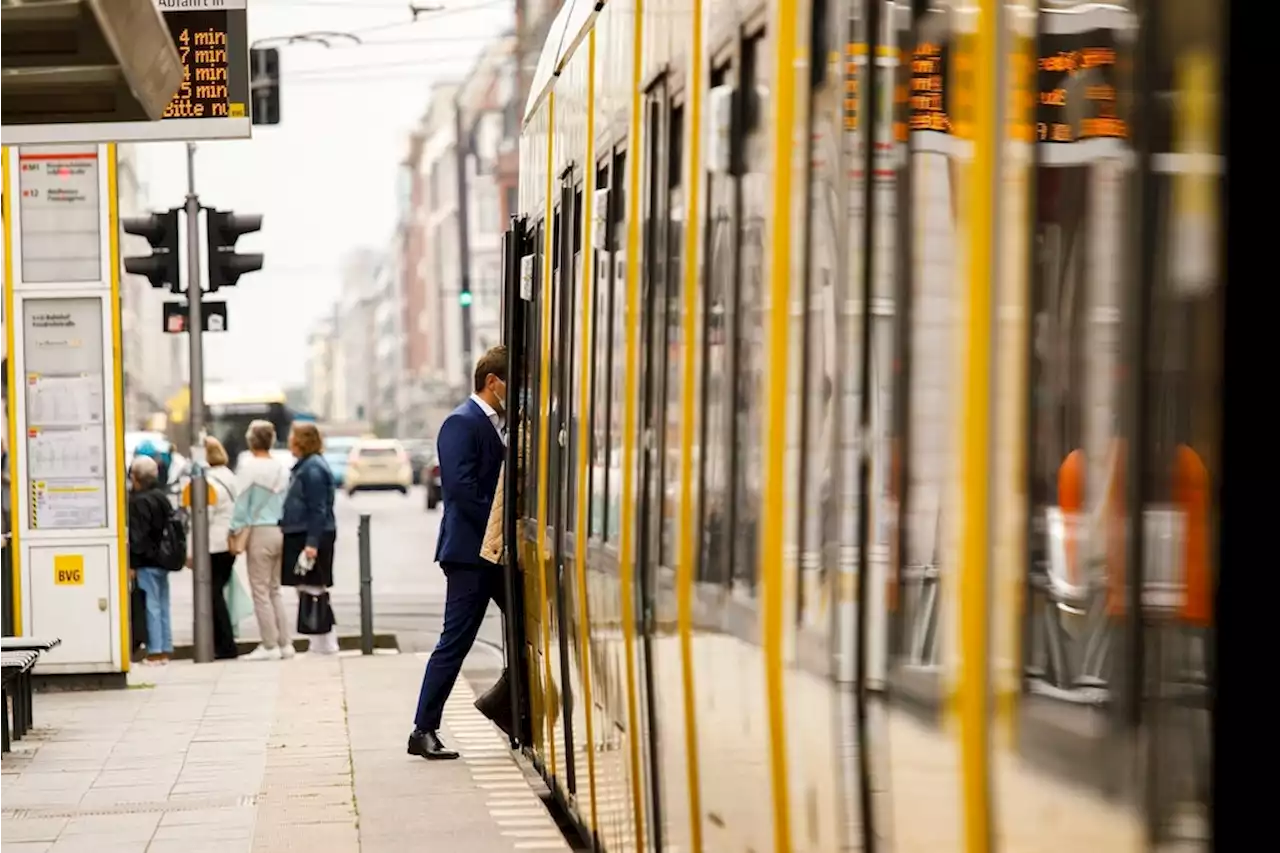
left=2, top=794, right=257, bottom=820
left=444, top=679, right=573, bottom=851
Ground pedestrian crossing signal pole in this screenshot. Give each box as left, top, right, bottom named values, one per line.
left=185, top=141, right=214, bottom=665
left=453, top=97, right=474, bottom=373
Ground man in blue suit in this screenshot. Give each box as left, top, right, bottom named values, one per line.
left=408, top=346, right=508, bottom=760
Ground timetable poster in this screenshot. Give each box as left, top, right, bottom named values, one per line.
left=23, top=297, right=109, bottom=531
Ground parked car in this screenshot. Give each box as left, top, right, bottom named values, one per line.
left=422, top=445, right=442, bottom=510
left=402, top=439, right=434, bottom=486
left=323, top=436, right=358, bottom=487
left=345, top=439, right=413, bottom=495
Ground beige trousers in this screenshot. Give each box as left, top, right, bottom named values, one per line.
left=246, top=526, right=291, bottom=650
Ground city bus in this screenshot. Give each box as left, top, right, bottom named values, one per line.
left=165, top=383, right=306, bottom=470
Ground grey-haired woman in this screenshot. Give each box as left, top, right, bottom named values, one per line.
left=230, top=420, right=293, bottom=661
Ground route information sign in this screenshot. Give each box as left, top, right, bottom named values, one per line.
left=2, top=0, right=251, bottom=144
left=17, top=146, right=101, bottom=283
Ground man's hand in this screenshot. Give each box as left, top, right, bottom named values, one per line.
left=304, top=546, right=318, bottom=561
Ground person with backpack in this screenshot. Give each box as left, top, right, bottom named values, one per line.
left=128, top=455, right=185, bottom=664
left=134, top=439, right=170, bottom=491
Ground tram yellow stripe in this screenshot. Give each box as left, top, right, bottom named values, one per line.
left=619, top=0, right=649, bottom=847
left=1, top=149, right=18, bottom=636
left=761, top=0, right=798, bottom=849
left=954, top=0, right=997, bottom=848
left=575, top=30, right=601, bottom=835
left=676, top=1, right=706, bottom=848
left=106, top=145, right=130, bottom=672
left=537, top=95, right=559, bottom=780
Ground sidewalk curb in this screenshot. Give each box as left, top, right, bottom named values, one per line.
left=167, top=632, right=399, bottom=661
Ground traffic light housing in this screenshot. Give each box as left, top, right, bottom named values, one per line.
left=207, top=209, right=264, bottom=291
left=251, top=47, right=280, bottom=126
left=122, top=209, right=180, bottom=291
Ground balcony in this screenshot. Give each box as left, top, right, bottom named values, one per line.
left=2, top=0, right=182, bottom=127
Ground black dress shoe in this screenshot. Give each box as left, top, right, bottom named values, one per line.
left=474, top=670, right=516, bottom=740
left=407, top=730, right=459, bottom=760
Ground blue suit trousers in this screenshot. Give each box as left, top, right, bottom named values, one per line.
left=413, top=562, right=506, bottom=732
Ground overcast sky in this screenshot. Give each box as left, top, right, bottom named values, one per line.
left=133, top=0, right=512, bottom=388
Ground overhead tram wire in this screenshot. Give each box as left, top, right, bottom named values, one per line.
left=280, top=61, right=494, bottom=87
left=256, top=0, right=496, bottom=12
left=281, top=39, right=508, bottom=85
left=249, top=0, right=509, bottom=49
left=256, top=1, right=424, bottom=9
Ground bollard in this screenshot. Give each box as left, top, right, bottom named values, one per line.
left=358, top=513, right=374, bottom=656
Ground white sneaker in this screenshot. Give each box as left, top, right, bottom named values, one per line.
left=279, top=644, right=296, bottom=660
left=242, top=644, right=281, bottom=662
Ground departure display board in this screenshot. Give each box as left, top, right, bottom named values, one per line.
left=4, top=0, right=251, bottom=144
left=1037, top=28, right=1127, bottom=143
left=910, top=40, right=951, bottom=134
left=844, top=42, right=860, bottom=131
left=162, top=8, right=244, bottom=120
left=904, top=26, right=1126, bottom=147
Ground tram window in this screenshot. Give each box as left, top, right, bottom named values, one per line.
left=590, top=162, right=613, bottom=541
left=698, top=65, right=734, bottom=586
left=607, top=151, right=629, bottom=542
left=524, top=221, right=544, bottom=521
left=566, top=186, right=584, bottom=534
left=660, top=104, right=685, bottom=570
left=796, top=23, right=844, bottom=627
left=730, top=30, right=770, bottom=596
left=548, top=206, right=563, bottom=529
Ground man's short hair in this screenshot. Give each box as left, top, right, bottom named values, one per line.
left=473, top=345, right=508, bottom=393
left=130, top=455, right=159, bottom=486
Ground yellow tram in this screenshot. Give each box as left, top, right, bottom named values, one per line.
left=497, top=0, right=1223, bottom=850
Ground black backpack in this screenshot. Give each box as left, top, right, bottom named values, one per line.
left=155, top=499, right=187, bottom=572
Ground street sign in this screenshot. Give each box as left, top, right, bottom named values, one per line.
left=2, top=0, right=253, bottom=145
left=164, top=300, right=227, bottom=333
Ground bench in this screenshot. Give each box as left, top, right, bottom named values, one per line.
left=0, top=648, right=37, bottom=753
left=0, top=637, right=60, bottom=753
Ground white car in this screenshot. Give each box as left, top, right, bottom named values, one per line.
left=344, top=439, right=412, bottom=495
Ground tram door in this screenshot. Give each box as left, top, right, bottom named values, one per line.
left=500, top=216, right=535, bottom=750
left=548, top=179, right=581, bottom=803
left=635, top=81, right=674, bottom=851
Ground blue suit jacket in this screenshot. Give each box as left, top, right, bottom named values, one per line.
left=435, top=399, right=504, bottom=566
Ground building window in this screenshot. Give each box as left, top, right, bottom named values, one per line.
left=476, top=186, right=499, bottom=237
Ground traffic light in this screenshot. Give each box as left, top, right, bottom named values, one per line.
left=251, top=47, right=280, bottom=126
left=121, top=208, right=180, bottom=291
left=206, top=209, right=264, bottom=290
left=459, top=288, right=473, bottom=307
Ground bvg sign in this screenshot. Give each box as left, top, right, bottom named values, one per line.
left=54, top=555, right=85, bottom=586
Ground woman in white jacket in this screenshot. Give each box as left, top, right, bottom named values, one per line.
left=230, top=420, right=293, bottom=661
left=195, top=436, right=240, bottom=660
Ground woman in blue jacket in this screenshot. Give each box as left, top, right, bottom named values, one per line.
left=280, top=422, right=339, bottom=654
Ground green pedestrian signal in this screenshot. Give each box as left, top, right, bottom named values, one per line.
left=459, top=291, right=473, bottom=307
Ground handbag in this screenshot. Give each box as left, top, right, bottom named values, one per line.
left=224, top=569, right=254, bottom=638
left=296, top=589, right=335, bottom=635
